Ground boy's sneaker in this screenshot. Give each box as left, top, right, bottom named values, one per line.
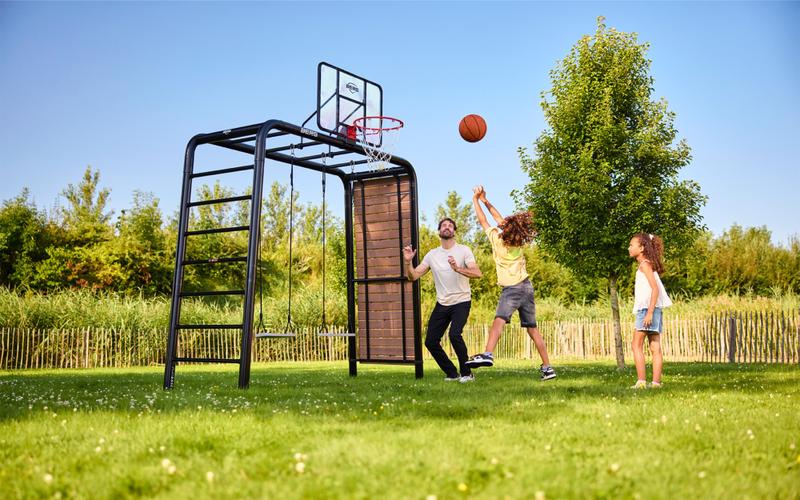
left=459, top=374, right=475, bottom=383
left=444, top=375, right=460, bottom=382
left=630, top=380, right=647, bottom=389
left=540, top=364, right=557, bottom=381
left=648, top=381, right=662, bottom=389
left=465, top=353, right=494, bottom=368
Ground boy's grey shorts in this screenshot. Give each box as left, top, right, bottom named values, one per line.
left=495, top=278, right=537, bottom=327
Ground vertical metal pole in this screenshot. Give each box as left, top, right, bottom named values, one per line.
left=238, top=123, right=271, bottom=388
left=344, top=179, right=357, bottom=376
left=164, top=138, right=198, bottom=389
left=728, top=312, right=737, bottom=363
left=359, top=180, right=371, bottom=360
left=395, top=175, right=407, bottom=360
left=406, top=168, right=424, bottom=379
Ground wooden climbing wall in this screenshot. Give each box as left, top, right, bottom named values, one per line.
left=353, top=176, right=417, bottom=361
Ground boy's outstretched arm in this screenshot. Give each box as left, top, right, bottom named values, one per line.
left=483, top=198, right=505, bottom=225
left=475, top=185, right=504, bottom=225
left=472, top=186, right=491, bottom=231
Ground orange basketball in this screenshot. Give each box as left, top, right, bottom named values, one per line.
left=459, top=114, right=487, bottom=142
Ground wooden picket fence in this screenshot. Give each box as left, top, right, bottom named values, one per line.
left=458, top=310, right=800, bottom=364
left=1, top=309, right=798, bottom=370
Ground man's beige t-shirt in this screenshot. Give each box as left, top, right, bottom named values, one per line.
left=486, top=227, right=528, bottom=287
left=421, top=244, right=476, bottom=306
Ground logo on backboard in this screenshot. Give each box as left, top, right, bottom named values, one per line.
left=345, top=82, right=360, bottom=94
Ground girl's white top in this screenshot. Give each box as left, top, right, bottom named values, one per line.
left=633, top=265, right=673, bottom=313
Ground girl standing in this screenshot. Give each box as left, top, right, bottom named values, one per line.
left=628, top=233, right=672, bottom=388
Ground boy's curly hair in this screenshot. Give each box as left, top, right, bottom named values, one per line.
left=499, top=212, right=536, bottom=247
left=633, top=233, right=665, bottom=274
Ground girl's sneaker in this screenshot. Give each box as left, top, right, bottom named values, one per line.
left=630, top=380, right=647, bottom=389
left=459, top=374, right=475, bottom=383
left=649, top=381, right=662, bottom=389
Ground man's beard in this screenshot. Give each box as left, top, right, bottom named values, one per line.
left=439, top=231, right=453, bottom=240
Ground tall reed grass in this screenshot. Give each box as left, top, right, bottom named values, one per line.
left=1, top=287, right=796, bottom=330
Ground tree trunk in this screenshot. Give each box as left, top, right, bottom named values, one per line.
left=609, top=275, right=625, bottom=369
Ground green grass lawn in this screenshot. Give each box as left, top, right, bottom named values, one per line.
left=1, top=361, right=798, bottom=499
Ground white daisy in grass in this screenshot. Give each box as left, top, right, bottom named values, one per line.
left=43, top=473, right=53, bottom=484
left=609, top=463, right=621, bottom=473
left=295, top=462, right=305, bottom=473
left=206, top=471, right=215, bottom=482
left=457, top=483, right=468, bottom=492
left=534, top=491, right=546, bottom=500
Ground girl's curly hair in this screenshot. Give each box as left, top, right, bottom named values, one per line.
left=499, top=212, right=536, bottom=247
left=633, top=233, right=665, bottom=274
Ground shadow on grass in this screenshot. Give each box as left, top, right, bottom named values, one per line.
left=1, top=361, right=798, bottom=423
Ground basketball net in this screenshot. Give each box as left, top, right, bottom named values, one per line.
left=352, top=116, right=403, bottom=171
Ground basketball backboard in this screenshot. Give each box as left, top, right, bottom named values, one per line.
left=317, top=62, right=382, bottom=139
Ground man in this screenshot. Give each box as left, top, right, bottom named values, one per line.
left=404, top=218, right=482, bottom=383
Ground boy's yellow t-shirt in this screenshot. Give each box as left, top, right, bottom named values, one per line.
left=486, top=227, right=528, bottom=287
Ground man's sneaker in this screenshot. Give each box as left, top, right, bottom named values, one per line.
left=540, top=364, right=557, bottom=381
left=459, top=374, right=475, bottom=383
left=649, top=381, right=662, bottom=389
left=465, top=353, right=494, bottom=368
left=444, top=375, right=460, bottom=382
left=630, top=380, right=647, bottom=389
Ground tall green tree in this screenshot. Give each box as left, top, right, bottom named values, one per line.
left=514, top=17, right=706, bottom=367
left=0, top=189, right=52, bottom=287
left=114, top=191, right=172, bottom=294
left=706, top=225, right=799, bottom=295
left=60, top=166, right=113, bottom=245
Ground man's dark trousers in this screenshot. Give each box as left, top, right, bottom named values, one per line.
left=425, top=301, right=472, bottom=378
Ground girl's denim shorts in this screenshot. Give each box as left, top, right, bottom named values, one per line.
left=634, top=307, right=663, bottom=333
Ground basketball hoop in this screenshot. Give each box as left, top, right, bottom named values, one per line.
left=352, top=116, right=403, bottom=171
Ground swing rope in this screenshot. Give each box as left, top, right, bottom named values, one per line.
left=318, top=150, right=355, bottom=338
left=255, top=145, right=297, bottom=338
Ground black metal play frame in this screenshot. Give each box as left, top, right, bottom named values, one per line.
left=163, top=120, right=423, bottom=389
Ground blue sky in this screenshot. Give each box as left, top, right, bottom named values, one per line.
left=1, top=1, right=798, bottom=245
